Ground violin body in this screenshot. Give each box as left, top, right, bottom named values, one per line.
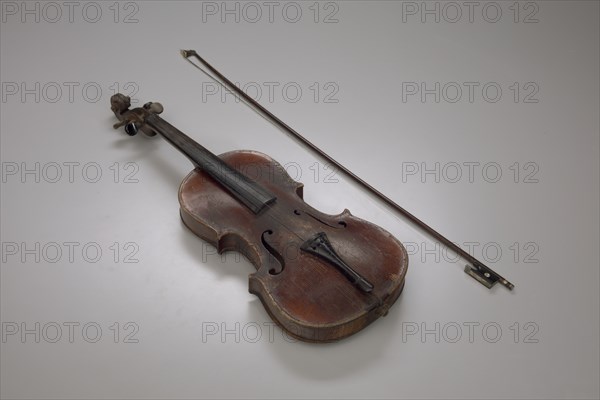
left=179, top=150, right=408, bottom=342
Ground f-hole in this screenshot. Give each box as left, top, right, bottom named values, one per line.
left=261, top=230, right=285, bottom=275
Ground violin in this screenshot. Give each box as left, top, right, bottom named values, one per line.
left=110, top=93, right=407, bottom=342
left=109, top=50, right=513, bottom=342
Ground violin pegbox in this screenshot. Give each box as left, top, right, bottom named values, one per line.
left=110, top=93, right=163, bottom=137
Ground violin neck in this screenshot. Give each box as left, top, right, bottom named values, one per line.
left=144, top=113, right=277, bottom=214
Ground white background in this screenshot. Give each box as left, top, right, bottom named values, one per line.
left=1, top=1, right=599, bottom=399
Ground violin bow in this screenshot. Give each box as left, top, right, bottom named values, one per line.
left=180, top=49, right=514, bottom=291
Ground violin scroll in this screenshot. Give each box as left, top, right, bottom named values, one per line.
left=110, top=93, right=163, bottom=137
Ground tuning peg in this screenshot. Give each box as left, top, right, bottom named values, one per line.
left=124, top=122, right=139, bottom=136
left=143, top=102, right=163, bottom=114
